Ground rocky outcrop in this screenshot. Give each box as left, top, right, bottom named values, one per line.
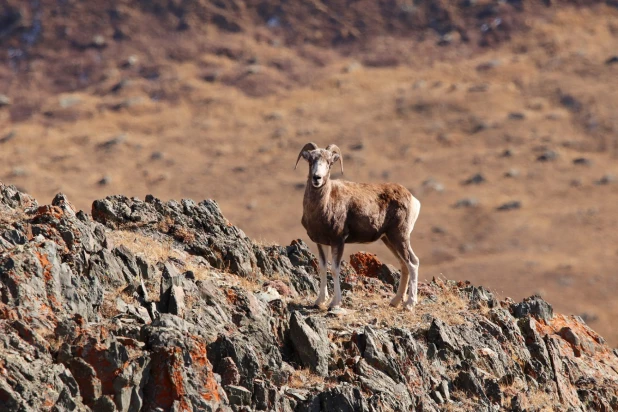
left=1, top=182, right=617, bottom=411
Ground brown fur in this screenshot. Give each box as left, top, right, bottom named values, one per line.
left=302, top=180, right=415, bottom=245
left=297, top=143, right=421, bottom=310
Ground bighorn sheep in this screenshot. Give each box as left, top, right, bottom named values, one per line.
left=295, top=142, right=421, bottom=310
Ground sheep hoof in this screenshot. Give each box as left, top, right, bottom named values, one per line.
left=328, top=306, right=347, bottom=316
left=328, top=300, right=342, bottom=309
left=389, top=297, right=403, bottom=307
left=403, top=302, right=416, bottom=312
left=313, top=299, right=327, bottom=308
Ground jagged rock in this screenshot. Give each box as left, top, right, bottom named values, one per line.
left=220, top=357, right=241, bottom=386
left=455, top=369, right=487, bottom=401
left=349, top=252, right=400, bottom=287
left=169, top=285, right=186, bottom=317
left=358, top=326, right=404, bottom=382
left=354, top=359, right=414, bottom=410
left=427, top=319, right=461, bottom=353
left=512, top=295, right=554, bottom=322
left=289, top=312, right=330, bottom=377
left=299, top=385, right=367, bottom=412
left=69, top=357, right=103, bottom=405
left=226, top=384, right=252, bottom=407
left=1, top=185, right=618, bottom=412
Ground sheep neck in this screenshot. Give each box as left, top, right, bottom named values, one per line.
left=304, top=177, right=333, bottom=214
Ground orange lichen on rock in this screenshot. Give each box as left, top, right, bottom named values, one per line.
left=226, top=288, right=238, bottom=305
left=540, top=314, right=609, bottom=359
left=189, top=339, right=222, bottom=402
left=35, top=205, right=64, bottom=220
left=35, top=250, right=52, bottom=282
left=349, top=252, right=383, bottom=278
left=146, top=346, right=190, bottom=411
left=0, top=303, right=18, bottom=321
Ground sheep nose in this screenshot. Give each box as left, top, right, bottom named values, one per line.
left=313, top=174, right=321, bottom=181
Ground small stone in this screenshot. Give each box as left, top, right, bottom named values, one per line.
left=476, top=60, right=500, bottom=71
left=202, top=69, right=220, bottom=83
left=0, top=94, right=11, bottom=107
left=560, top=94, right=582, bottom=112
left=10, top=167, right=27, bottom=177
left=508, top=112, right=526, bottom=120
left=247, top=64, right=261, bottom=74
left=504, top=168, right=520, bottom=178
left=497, top=201, right=521, bottom=211
left=537, top=150, right=558, bottom=162
left=344, top=62, right=362, bottom=73
left=350, top=142, right=364, bottom=151
left=573, top=157, right=592, bottom=166
left=570, top=179, right=582, bottom=187
left=468, top=84, right=489, bottom=93
left=605, top=56, right=618, bottom=65
left=98, top=176, right=111, bottom=186
left=92, top=35, right=106, bottom=48
left=501, top=148, right=513, bottom=157
left=422, top=178, right=444, bottom=193
left=595, top=174, right=615, bottom=185
left=0, top=131, right=16, bottom=143
left=97, top=134, right=127, bottom=150
left=462, top=173, right=485, bottom=185
left=59, top=96, right=81, bottom=108
left=454, top=198, right=478, bottom=208
left=264, top=111, right=283, bottom=121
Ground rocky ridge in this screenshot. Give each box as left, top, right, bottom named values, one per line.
left=0, top=181, right=617, bottom=411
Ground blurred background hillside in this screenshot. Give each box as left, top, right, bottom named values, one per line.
left=1, top=0, right=618, bottom=344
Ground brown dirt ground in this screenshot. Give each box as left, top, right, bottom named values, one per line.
left=1, top=3, right=618, bottom=344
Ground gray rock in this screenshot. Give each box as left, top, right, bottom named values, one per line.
left=454, top=198, right=478, bottom=208
left=354, top=359, right=413, bottom=410
left=358, top=326, right=404, bottom=382
left=301, top=385, right=367, bottom=412
left=289, top=312, right=330, bottom=377
left=462, top=173, right=485, bottom=185
left=69, top=358, right=102, bottom=405
left=496, top=200, right=521, bottom=211
left=169, top=285, right=186, bottom=317
left=225, top=385, right=252, bottom=406
left=0, top=94, right=11, bottom=106
left=512, top=295, right=554, bottom=322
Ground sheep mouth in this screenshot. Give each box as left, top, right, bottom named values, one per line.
left=312, top=180, right=323, bottom=188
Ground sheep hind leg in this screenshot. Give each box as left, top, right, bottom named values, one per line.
left=314, top=244, right=329, bottom=307
left=328, top=241, right=344, bottom=308
left=382, top=236, right=409, bottom=308
left=402, top=243, right=420, bottom=312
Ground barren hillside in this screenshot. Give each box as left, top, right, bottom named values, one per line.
left=1, top=1, right=618, bottom=347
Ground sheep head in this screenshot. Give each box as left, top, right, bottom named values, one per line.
left=295, top=143, right=344, bottom=188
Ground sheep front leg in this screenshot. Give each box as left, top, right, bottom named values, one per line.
left=314, top=244, right=329, bottom=307
left=328, top=241, right=344, bottom=308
